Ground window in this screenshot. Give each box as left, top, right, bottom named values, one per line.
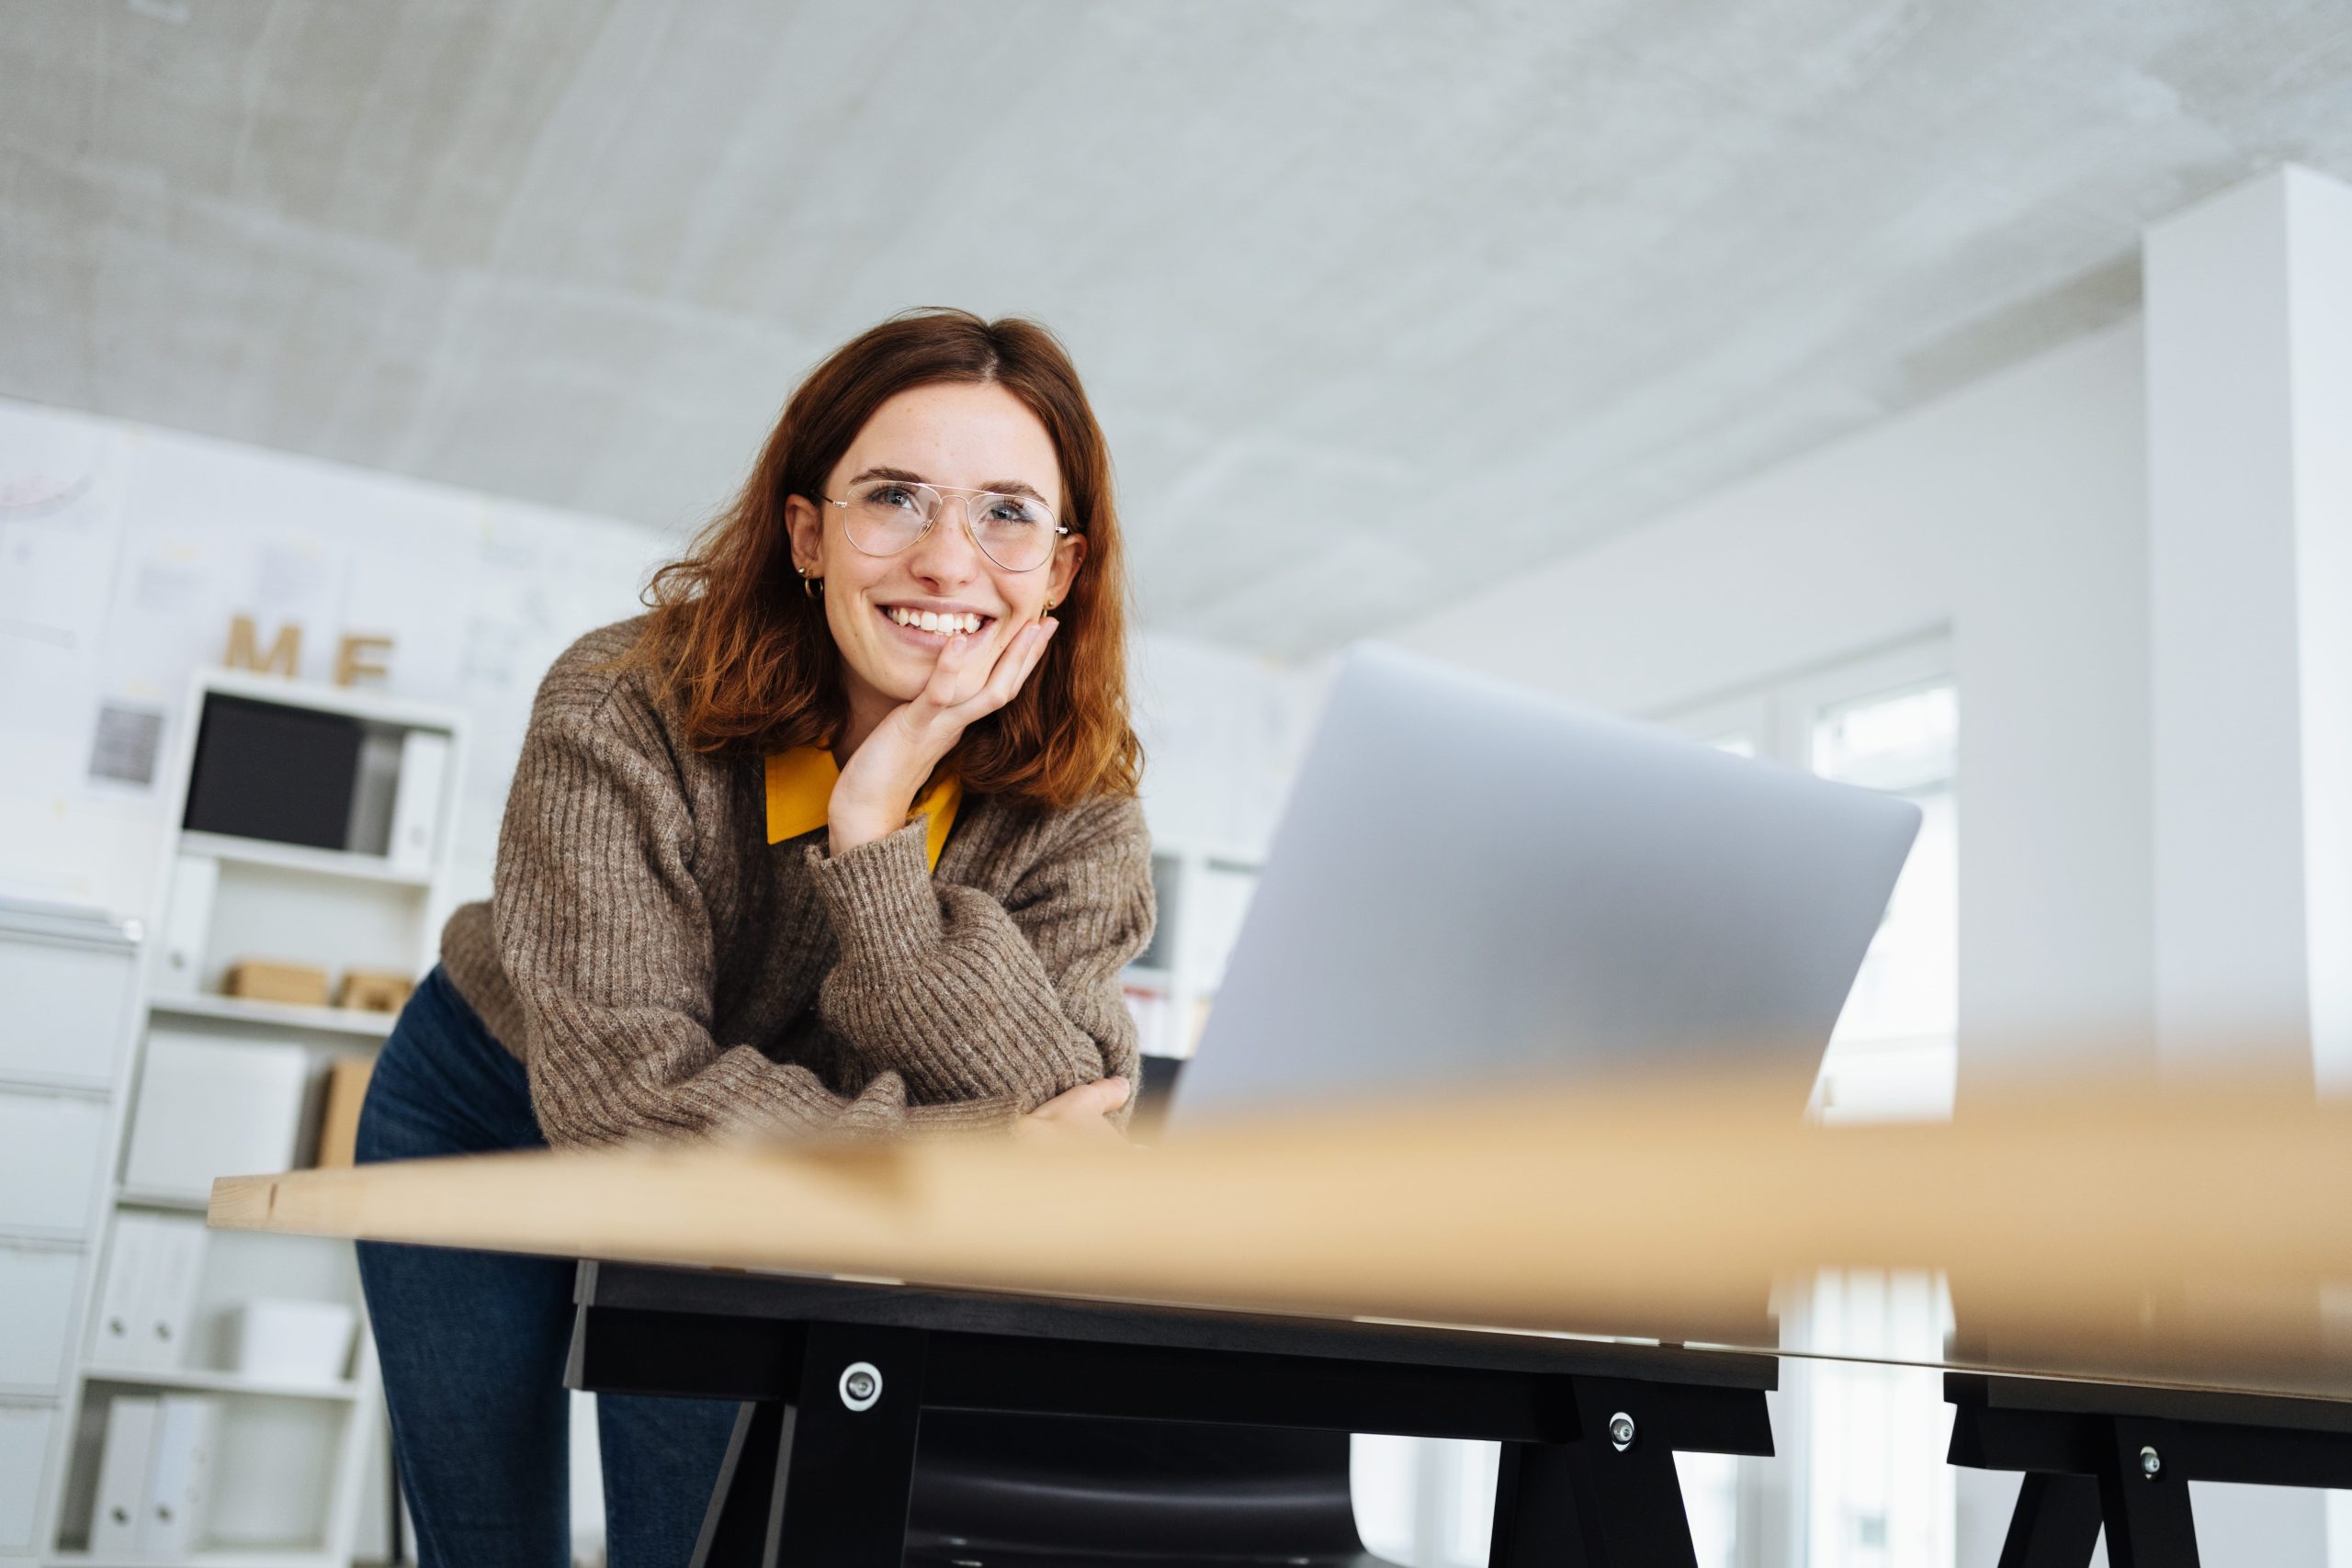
left=1663, top=637, right=1960, bottom=1568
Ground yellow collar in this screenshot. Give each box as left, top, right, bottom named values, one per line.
left=764, top=746, right=962, bottom=872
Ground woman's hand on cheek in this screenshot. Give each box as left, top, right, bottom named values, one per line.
left=828, top=617, right=1058, bottom=853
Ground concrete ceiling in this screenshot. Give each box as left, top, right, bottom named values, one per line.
left=6, top=1, right=2350, bottom=657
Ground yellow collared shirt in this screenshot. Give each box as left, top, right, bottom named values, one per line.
left=763, top=746, right=962, bottom=871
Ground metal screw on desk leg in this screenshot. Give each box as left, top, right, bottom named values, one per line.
left=839, top=1360, right=882, bottom=1412
left=1608, top=1412, right=1636, bottom=1451
left=2139, top=1445, right=2162, bottom=1479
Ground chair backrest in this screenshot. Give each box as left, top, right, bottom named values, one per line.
left=908, top=1410, right=1369, bottom=1560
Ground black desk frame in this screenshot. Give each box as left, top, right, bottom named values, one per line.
left=1948, top=1372, right=2352, bottom=1568
left=566, top=1261, right=1778, bottom=1568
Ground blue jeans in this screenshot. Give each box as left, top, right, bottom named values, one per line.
left=356, top=965, right=738, bottom=1567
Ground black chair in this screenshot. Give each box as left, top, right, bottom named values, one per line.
left=902, top=1059, right=1398, bottom=1567
left=907, top=1412, right=1398, bottom=1567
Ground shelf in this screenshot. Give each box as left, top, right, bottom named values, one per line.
left=51, top=1550, right=337, bottom=1568
left=148, top=994, right=396, bottom=1040
left=0, top=1071, right=111, bottom=1101
left=83, top=1363, right=359, bottom=1403
left=177, top=832, right=431, bottom=889
left=114, top=1185, right=209, bottom=1213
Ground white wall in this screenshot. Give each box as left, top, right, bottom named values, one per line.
left=0, top=397, right=1310, bottom=931
left=2144, top=165, right=2352, bottom=1092
left=0, top=396, right=681, bottom=922
left=1395, top=319, right=2157, bottom=1093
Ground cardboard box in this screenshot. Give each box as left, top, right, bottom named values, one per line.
left=223, top=959, right=330, bottom=1009
left=313, top=1056, right=374, bottom=1168
left=334, top=969, right=413, bottom=1014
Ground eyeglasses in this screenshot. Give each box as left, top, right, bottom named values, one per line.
left=820, top=478, right=1069, bottom=572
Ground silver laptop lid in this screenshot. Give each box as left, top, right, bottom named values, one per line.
left=1169, top=642, right=1921, bottom=1127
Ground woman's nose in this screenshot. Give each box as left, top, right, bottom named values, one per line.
left=906, top=499, right=985, bottom=583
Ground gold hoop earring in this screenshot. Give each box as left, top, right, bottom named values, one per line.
left=1040, top=597, right=1057, bottom=623
left=798, top=568, right=822, bottom=600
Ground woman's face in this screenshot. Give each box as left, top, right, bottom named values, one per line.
left=786, top=381, right=1085, bottom=737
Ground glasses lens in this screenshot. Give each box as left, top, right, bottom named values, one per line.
left=969, top=492, right=1057, bottom=570
left=842, top=479, right=936, bottom=556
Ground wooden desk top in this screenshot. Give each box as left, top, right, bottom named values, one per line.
left=211, top=1080, right=2352, bottom=1404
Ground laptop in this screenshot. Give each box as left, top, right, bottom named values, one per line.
left=1165, top=642, right=1921, bottom=1128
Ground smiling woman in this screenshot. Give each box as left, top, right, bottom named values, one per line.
left=347, top=308, right=1156, bottom=1565
left=639, top=309, right=1140, bottom=810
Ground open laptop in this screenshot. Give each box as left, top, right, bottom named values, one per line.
left=1164, top=643, right=1921, bottom=1128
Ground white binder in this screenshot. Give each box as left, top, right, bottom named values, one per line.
left=144, top=1395, right=220, bottom=1556
left=90, top=1395, right=160, bottom=1553
left=89, top=1215, right=156, bottom=1367
left=387, top=729, right=449, bottom=874
left=134, top=1215, right=208, bottom=1371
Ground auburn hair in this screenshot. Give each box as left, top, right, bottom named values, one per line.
left=630, top=309, right=1141, bottom=807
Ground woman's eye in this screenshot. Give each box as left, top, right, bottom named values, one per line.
left=865, top=484, right=920, bottom=511
left=985, top=497, right=1044, bottom=525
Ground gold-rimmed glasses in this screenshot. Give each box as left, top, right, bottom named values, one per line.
left=820, top=478, right=1069, bottom=572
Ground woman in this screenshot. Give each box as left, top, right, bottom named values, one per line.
left=355, top=309, right=1151, bottom=1565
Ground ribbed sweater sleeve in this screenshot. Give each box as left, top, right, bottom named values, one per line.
left=490, top=678, right=1018, bottom=1149
left=803, top=794, right=1153, bottom=1117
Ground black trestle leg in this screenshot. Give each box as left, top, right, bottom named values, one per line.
left=1489, top=1441, right=1584, bottom=1568
left=1487, top=1379, right=1702, bottom=1568
left=1996, top=1473, right=2104, bottom=1568
left=688, top=1324, right=928, bottom=1568
left=2097, top=1420, right=2201, bottom=1568
left=689, top=1402, right=786, bottom=1568
left=770, top=1323, right=928, bottom=1567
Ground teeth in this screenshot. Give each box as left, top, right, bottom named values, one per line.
left=889, top=608, right=984, bottom=635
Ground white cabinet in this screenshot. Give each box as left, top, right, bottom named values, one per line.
left=0, top=900, right=139, bottom=1566
left=0, top=1403, right=54, bottom=1553
left=0, top=1245, right=81, bottom=1392
left=0, top=1091, right=107, bottom=1238
left=0, top=938, right=132, bottom=1088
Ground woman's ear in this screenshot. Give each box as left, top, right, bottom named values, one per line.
left=783, top=493, right=823, bottom=577
left=1046, top=532, right=1088, bottom=609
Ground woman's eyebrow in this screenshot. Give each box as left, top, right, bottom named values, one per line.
left=850, top=465, right=1051, bottom=503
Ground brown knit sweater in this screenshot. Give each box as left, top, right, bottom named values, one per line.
left=438, top=616, right=1154, bottom=1149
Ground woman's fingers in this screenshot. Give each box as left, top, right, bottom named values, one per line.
left=974, top=618, right=1056, bottom=711
left=920, top=625, right=985, bottom=708
left=1055, top=1075, right=1129, bottom=1118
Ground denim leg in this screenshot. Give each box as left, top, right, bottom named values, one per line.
left=596, top=1391, right=741, bottom=1568
left=355, top=968, right=571, bottom=1568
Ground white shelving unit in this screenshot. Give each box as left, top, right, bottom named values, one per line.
left=43, top=669, right=465, bottom=1567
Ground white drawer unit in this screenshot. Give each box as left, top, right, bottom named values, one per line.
left=0, top=930, right=134, bottom=1089
left=0, top=1089, right=107, bottom=1237
left=0, top=1244, right=80, bottom=1393
left=0, top=1403, right=52, bottom=1554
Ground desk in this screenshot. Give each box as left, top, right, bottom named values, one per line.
left=212, top=1083, right=2352, bottom=1566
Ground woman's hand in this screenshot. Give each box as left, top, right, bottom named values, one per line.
left=829, top=618, right=1058, bottom=854
left=1011, top=1076, right=1130, bottom=1145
